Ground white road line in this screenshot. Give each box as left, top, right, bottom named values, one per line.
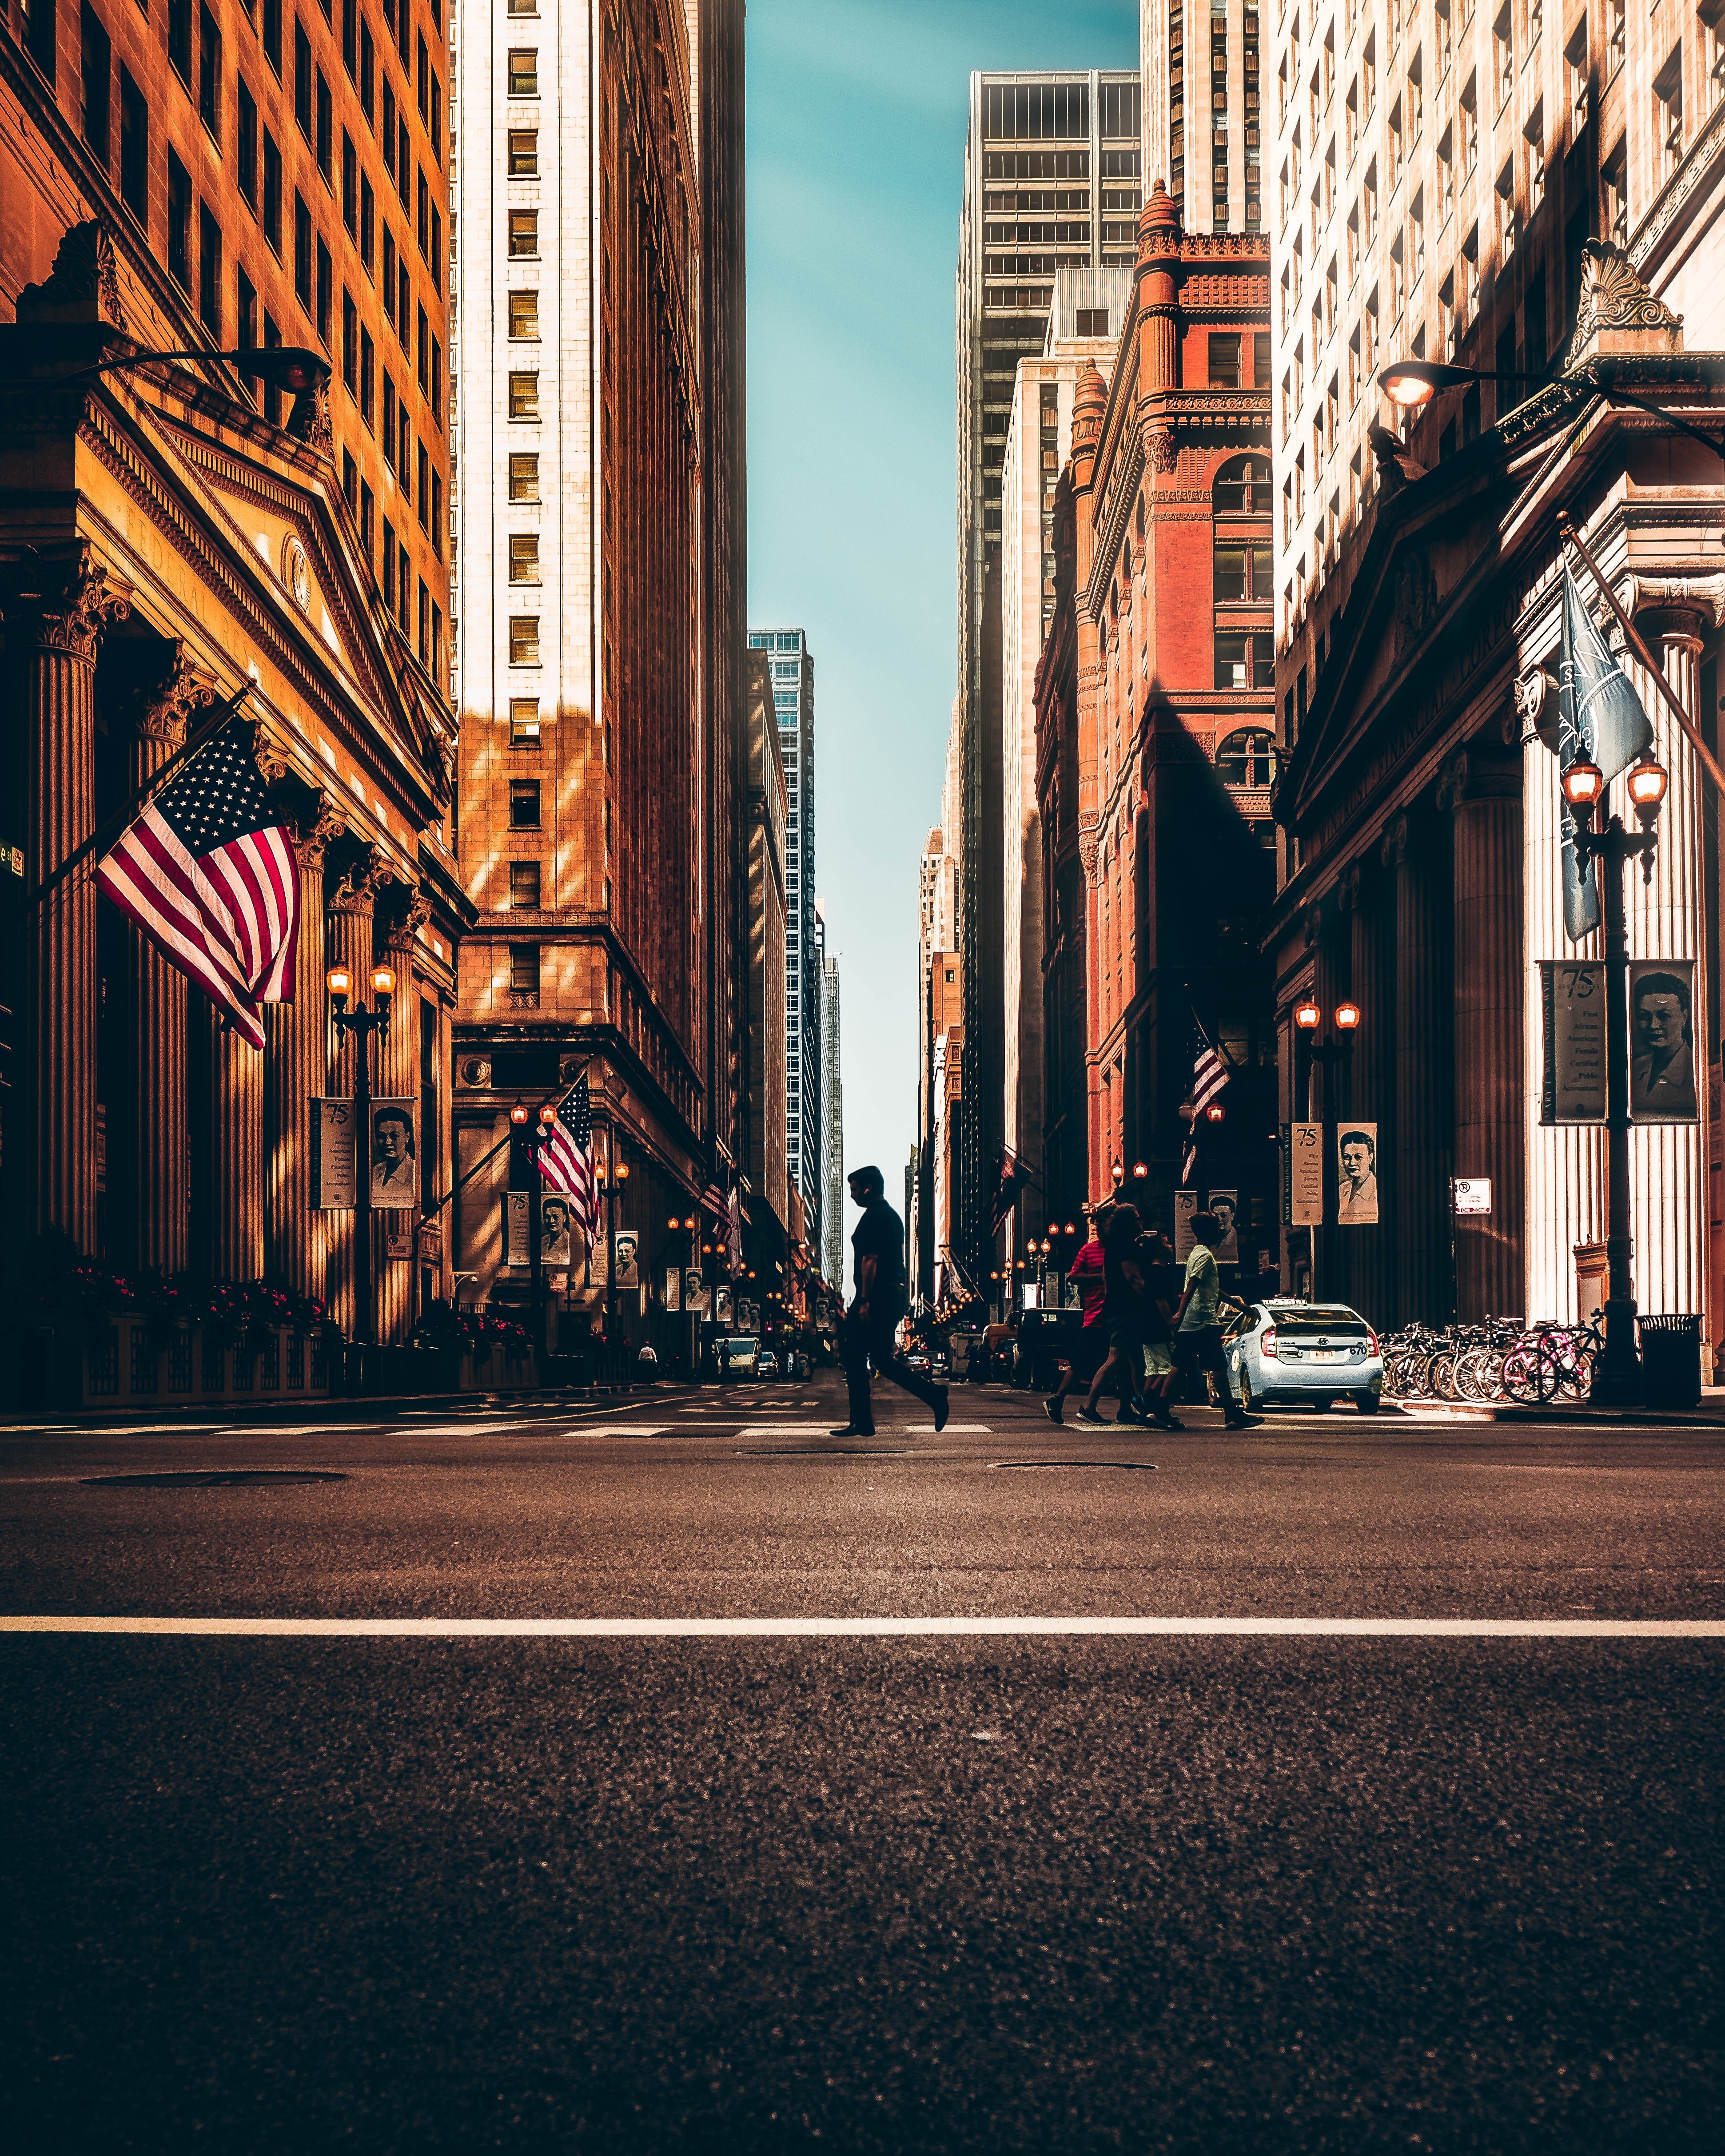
left=208, top=1423, right=385, bottom=1437
left=557, top=1426, right=669, bottom=1438
left=1, top=1615, right=1721, bottom=1639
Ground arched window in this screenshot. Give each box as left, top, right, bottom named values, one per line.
left=1215, top=727, right=1281, bottom=789
left=1213, top=453, right=1270, bottom=514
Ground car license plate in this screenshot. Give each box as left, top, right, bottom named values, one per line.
left=1313, top=1349, right=1339, bottom=1362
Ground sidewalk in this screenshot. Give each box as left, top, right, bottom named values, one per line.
left=1391, top=1385, right=1725, bottom=1428
left=0, top=1384, right=649, bottom=1432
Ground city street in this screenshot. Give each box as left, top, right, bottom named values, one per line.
left=3, top=1377, right=1721, bottom=2152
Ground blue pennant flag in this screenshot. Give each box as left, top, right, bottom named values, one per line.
left=1557, top=564, right=1653, bottom=941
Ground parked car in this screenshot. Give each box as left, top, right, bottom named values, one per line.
left=948, top=1329, right=983, bottom=1380
left=757, top=1349, right=780, bottom=1380
left=1221, top=1299, right=1383, bottom=1412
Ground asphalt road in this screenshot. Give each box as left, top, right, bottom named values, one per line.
left=3, top=1374, right=1721, bottom=2152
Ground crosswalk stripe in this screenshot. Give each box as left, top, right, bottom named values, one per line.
left=1, top=1615, right=1721, bottom=1639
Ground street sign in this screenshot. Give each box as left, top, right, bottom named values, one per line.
left=1289, top=1121, right=1323, bottom=1225
left=1452, top=1177, right=1492, bottom=1215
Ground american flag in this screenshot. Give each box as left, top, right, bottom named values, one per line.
left=95, top=718, right=299, bottom=1051
left=1183, top=1029, right=1231, bottom=1185
left=537, top=1074, right=595, bottom=1234
left=727, top=1186, right=743, bottom=1273
left=699, top=1179, right=730, bottom=1225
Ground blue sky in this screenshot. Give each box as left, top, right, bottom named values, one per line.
left=745, top=0, right=1139, bottom=1232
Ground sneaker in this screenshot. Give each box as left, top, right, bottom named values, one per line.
left=1115, top=1404, right=1150, bottom=1426
left=933, top=1386, right=950, bottom=1433
left=1075, top=1405, right=1107, bottom=1424
left=1043, top=1396, right=1064, bottom=1425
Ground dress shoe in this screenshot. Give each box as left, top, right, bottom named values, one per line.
left=933, top=1387, right=950, bottom=1432
left=829, top=1424, right=875, bottom=1437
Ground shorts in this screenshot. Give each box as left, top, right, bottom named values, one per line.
left=1140, top=1340, right=1175, bottom=1380
left=1107, top=1318, right=1144, bottom=1361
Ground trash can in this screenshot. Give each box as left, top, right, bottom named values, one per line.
left=1637, top=1314, right=1703, bottom=1409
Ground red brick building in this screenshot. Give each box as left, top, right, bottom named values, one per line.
left=1036, top=183, right=1278, bottom=1243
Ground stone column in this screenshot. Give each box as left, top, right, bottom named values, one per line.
left=128, top=653, right=214, bottom=1275
left=376, top=884, right=430, bottom=1343
left=210, top=1025, right=264, bottom=1280
left=1310, top=896, right=1350, bottom=1306
left=323, top=850, right=384, bottom=1337
left=1446, top=746, right=1526, bottom=1321
left=8, top=548, right=129, bottom=1254
left=264, top=799, right=343, bottom=1298
left=1350, top=853, right=1397, bottom=1328
left=1389, top=809, right=1454, bottom=1325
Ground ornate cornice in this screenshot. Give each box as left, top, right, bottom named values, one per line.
left=15, top=217, right=125, bottom=328
left=290, top=794, right=347, bottom=873
left=136, top=644, right=219, bottom=745
left=1561, top=240, right=1682, bottom=368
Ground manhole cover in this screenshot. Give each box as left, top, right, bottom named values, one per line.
left=81, top=1471, right=348, bottom=1487
left=988, top=1460, right=1158, bottom=1472
left=735, top=1447, right=910, bottom=1458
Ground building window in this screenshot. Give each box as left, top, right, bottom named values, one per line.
left=167, top=153, right=192, bottom=292
left=360, top=21, right=374, bottom=116
left=508, top=453, right=540, bottom=501
left=119, top=68, right=147, bottom=226
left=316, top=69, right=332, bottom=177
left=509, top=533, right=540, bottom=582
left=417, top=439, right=430, bottom=528
left=1075, top=307, right=1110, bottom=337
left=197, top=202, right=222, bottom=335
left=1602, top=134, right=1628, bottom=246
left=170, top=0, right=193, bottom=85
left=509, top=780, right=542, bottom=828
left=1214, top=537, right=1273, bottom=602
left=508, top=128, right=538, bottom=176
left=508, top=371, right=540, bottom=419
left=294, top=191, right=312, bottom=309
left=80, top=4, right=112, bottom=166
left=1208, top=332, right=1242, bottom=387
left=263, top=131, right=283, bottom=253
left=294, top=20, right=312, bottom=136
left=509, top=945, right=540, bottom=998
left=237, top=76, right=258, bottom=203
left=263, top=0, right=282, bottom=74
left=508, top=291, right=539, bottom=339
left=509, top=209, right=539, bottom=258
left=198, top=5, right=222, bottom=139
left=1655, top=46, right=1684, bottom=179
left=509, top=616, right=541, bottom=665
left=1215, top=726, right=1280, bottom=786
left=1212, top=453, right=1269, bottom=514
left=342, top=288, right=358, bottom=392
left=359, top=480, right=374, bottom=558
left=507, top=48, right=538, bottom=95
left=510, top=698, right=540, bottom=744
left=509, top=860, right=542, bottom=908
left=316, top=235, right=333, bottom=344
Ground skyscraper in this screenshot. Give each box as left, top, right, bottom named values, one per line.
left=450, top=1, right=748, bottom=1317
left=748, top=628, right=821, bottom=1256
left=955, top=68, right=1142, bottom=1289
left=817, top=908, right=845, bottom=1290
left=1140, top=1, right=1266, bottom=237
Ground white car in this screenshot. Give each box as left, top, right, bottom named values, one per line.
left=1222, top=1299, right=1384, bottom=1413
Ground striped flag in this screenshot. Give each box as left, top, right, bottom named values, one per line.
left=94, top=718, right=299, bottom=1051
left=1183, top=1028, right=1231, bottom=1185
left=537, top=1074, right=595, bottom=1235
left=727, top=1187, right=743, bottom=1274
left=699, top=1179, right=730, bottom=1226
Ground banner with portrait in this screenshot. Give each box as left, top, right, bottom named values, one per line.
left=365, top=1099, right=419, bottom=1211
left=1336, top=1122, right=1379, bottom=1224
left=1629, top=959, right=1699, bottom=1122
left=538, top=1193, right=574, bottom=1268
left=663, top=1267, right=681, bottom=1313
left=684, top=1271, right=711, bottom=1317
left=1539, top=960, right=1607, bottom=1123
left=614, top=1230, right=640, bottom=1287
left=714, top=1284, right=733, bottom=1325
left=1207, top=1188, right=1240, bottom=1264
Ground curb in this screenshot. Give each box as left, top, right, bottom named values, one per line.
left=1389, top=1398, right=1725, bottom=1428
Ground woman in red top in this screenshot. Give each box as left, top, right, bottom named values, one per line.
left=1043, top=1202, right=1113, bottom=1424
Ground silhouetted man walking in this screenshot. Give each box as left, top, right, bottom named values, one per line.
left=834, top=1165, right=950, bottom=1436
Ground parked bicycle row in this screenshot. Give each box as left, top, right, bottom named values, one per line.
left=1382, top=1318, right=1604, bottom=1404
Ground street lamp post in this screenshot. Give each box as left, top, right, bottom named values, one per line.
left=593, top=1145, right=630, bottom=1341
left=667, top=1213, right=697, bottom=1377
left=1562, top=750, right=1669, bottom=1402
left=327, top=961, right=395, bottom=1354
left=1377, top=358, right=1725, bottom=474
left=1293, top=998, right=1362, bottom=1302
left=510, top=1099, right=560, bottom=1357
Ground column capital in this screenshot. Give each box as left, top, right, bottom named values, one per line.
left=2, top=543, right=131, bottom=664
left=380, top=882, right=432, bottom=955
left=1621, top=571, right=1725, bottom=650
left=291, top=794, right=346, bottom=872
left=135, top=645, right=219, bottom=748
left=328, top=844, right=390, bottom=916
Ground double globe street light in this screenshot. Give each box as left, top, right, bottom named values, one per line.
left=327, top=961, right=396, bottom=1356
left=510, top=1098, right=561, bottom=1355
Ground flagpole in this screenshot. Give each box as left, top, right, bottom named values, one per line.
left=1557, top=513, right=1725, bottom=793
left=23, top=685, right=249, bottom=913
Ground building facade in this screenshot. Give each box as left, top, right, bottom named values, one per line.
left=999, top=267, right=1132, bottom=1277
left=953, top=68, right=1144, bottom=1292
left=1140, top=0, right=1267, bottom=237
left=1035, top=185, right=1277, bottom=1243
left=450, top=0, right=748, bottom=1337
left=0, top=0, right=464, bottom=1359
left=747, top=625, right=820, bottom=1254
left=818, top=911, right=845, bottom=1290
left=912, top=710, right=963, bottom=1304
left=1267, top=0, right=1725, bottom=1348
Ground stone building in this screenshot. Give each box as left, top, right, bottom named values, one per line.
left=0, top=0, right=463, bottom=1347
left=998, top=267, right=1130, bottom=1274
left=1267, top=0, right=1725, bottom=1342
left=1034, top=185, right=1277, bottom=1235
left=449, top=0, right=748, bottom=1335
left=912, top=712, right=962, bottom=1305
left=743, top=646, right=789, bottom=1257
